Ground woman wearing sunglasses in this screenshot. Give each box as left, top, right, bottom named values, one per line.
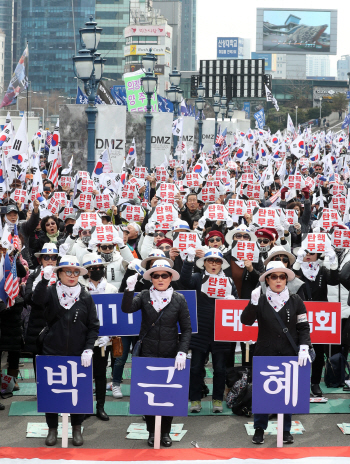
left=241, top=261, right=311, bottom=445
left=33, top=255, right=100, bottom=447
left=293, top=243, right=339, bottom=398
left=203, top=230, right=228, bottom=254
left=122, top=260, right=192, bottom=448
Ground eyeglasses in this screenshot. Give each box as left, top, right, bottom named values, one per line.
left=100, top=245, right=114, bottom=251
left=62, top=270, right=80, bottom=277
left=151, top=273, right=171, bottom=279
left=81, top=230, right=91, bottom=236
left=88, top=266, right=104, bottom=272
left=268, top=273, right=287, bottom=281
left=234, top=234, right=251, bottom=240
left=258, top=238, right=270, bottom=245
left=206, top=258, right=223, bottom=265
left=42, top=255, right=58, bottom=261
left=272, top=256, right=289, bottom=264
left=209, top=237, right=222, bottom=243
left=306, top=251, right=316, bottom=256
left=45, top=222, right=56, bottom=227
left=159, top=245, right=171, bottom=251
left=154, top=232, right=165, bottom=238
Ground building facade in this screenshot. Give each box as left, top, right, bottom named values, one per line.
left=0, top=0, right=13, bottom=86
left=306, top=55, right=330, bottom=78
left=337, top=56, right=350, bottom=81
left=153, top=0, right=181, bottom=70
left=180, top=0, right=196, bottom=71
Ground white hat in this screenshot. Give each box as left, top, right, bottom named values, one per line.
left=166, top=220, right=191, bottom=239
left=53, top=255, right=88, bottom=276
left=196, top=249, right=230, bottom=270
left=34, top=243, right=59, bottom=258
left=143, top=259, right=180, bottom=281
left=225, top=224, right=257, bottom=244
left=82, top=253, right=107, bottom=269
left=129, top=222, right=142, bottom=236
left=140, top=249, right=174, bottom=269
left=259, top=261, right=295, bottom=282
left=263, top=245, right=296, bottom=267
left=128, top=258, right=145, bottom=277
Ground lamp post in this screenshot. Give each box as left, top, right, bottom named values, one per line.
left=227, top=100, right=234, bottom=121
left=220, top=103, right=226, bottom=122
left=195, top=83, right=205, bottom=150
left=319, top=98, right=322, bottom=123
left=72, top=15, right=104, bottom=175
left=295, top=106, right=298, bottom=129
left=141, top=49, right=158, bottom=170
left=166, top=67, right=182, bottom=156
left=213, top=91, right=221, bottom=142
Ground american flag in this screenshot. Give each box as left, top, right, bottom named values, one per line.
left=45, top=132, right=53, bottom=148
left=220, top=140, right=230, bottom=158
left=144, top=180, right=150, bottom=201
left=13, top=224, right=20, bottom=250
left=215, top=127, right=227, bottom=147
left=48, top=158, right=58, bottom=188
left=4, top=252, right=19, bottom=308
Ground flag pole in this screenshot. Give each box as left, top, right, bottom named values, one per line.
left=26, top=41, right=29, bottom=134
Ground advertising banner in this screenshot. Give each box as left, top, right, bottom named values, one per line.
left=217, top=37, right=241, bottom=59
left=124, top=69, right=158, bottom=113
left=182, top=116, right=195, bottom=145
left=151, top=112, right=173, bottom=167
left=124, top=25, right=167, bottom=37
left=201, top=120, right=216, bottom=152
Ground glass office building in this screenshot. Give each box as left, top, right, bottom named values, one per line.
left=0, top=0, right=14, bottom=85
left=21, top=0, right=95, bottom=96
left=181, top=0, right=196, bottom=71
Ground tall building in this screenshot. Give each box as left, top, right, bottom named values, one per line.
left=153, top=0, right=181, bottom=70
left=0, top=29, right=5, bottom=92
left=306, top=55, right=330, bottom=78
left=0, top=0, right=13, bottom=86
left=181, top=0, right=196, bottom=71
left=337, top=56, right=350, bottom=81
left=21, top=0, right=95, bottom=96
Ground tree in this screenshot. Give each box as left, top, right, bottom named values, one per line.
left=331, top=93, right=348, bottom=113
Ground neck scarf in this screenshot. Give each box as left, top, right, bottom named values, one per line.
left=47, top=231, right=60, bottom=243
left=56, top=281, right=81, bottom=309
left=5, top=216, right=18, bottom=231
left=149, top=285, right=173, bottom=312
left=266, top=286, right=290, bottom=312
left=235, top=260, right=245, bottom=269
left=32, top=266, right=57, bottom=291
left=88, top=277, right=107, bottom=295
left=300, top=261, right=320, bottom=282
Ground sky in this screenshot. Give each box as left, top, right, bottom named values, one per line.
left=196, top=0, right=348, bottom=77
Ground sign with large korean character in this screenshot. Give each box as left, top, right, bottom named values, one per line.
left=74, top=192, right=94, bottom=211
left=92, top=291, right=198, bottom=336
left=77, top=178, right=94, bottom=193
left=59, top=207, right=74, bottom=221
left=95, top=224, right=115, bottom=244
left=77, top=171, right=90, bottom=180
left=206, top=180, right=225, bottom=195
left=10, top=188, right=26, bottom=204
left=47, top=196, right=61, bottom=215
left=134, top=167, right=148, bottom=179
left=149, top=204, right=178, bottom=228
left=214, top=169, right=229, bottom=184
left=305, top=176, right=315, bottom=191
left=120, top=204, right=145, bottom=223
left=53, top=192, right=67, bottom=203
left=252, top=356, right=310, bottom=414
left=203, top=204, right=228, bottom=221
left=184, top=173, right=202, bottom=188
left=330, top=183, right=345, bottom=196
left=59, top=176, right=74, bottom=190
left=307, top=302, right=341, bottom=344
left=198, top=186, right=219, bottom=204
left=130, top=357, right=190, bottom=416
left=245, top=183, right=262, bottom=200
left=242, top=161, right=252, bottom=173
left=224, top=199, right=247, bottom=216
left=155, top=182, right=179, bottom=205
left=246, top=200, right=259, bottom=215
left=282, top=209, right=298, bottom=225
left=201, top=275, right=232, bottom=299
left=318, top=208, right=342, bottom=232
left=240, top=173, right=256, bottom=184
left=330, top=194, right=346, bottom=213
left=78, top=212, right=99, bottom=229
left=231, top=241, right=259, bottom=263
left=299, top=157, right=309, bottom=166
left=284, top=175, right=305, bottom=190
left=95, top=194, right=112, bottom=211
left=156, top=167, right=168, bottom=182
left=301, top=233, right=331, bottom=253
left=331, top=229, right=350, bottom=249
left=121, top=183, right=137, bottom=200
left=173, top=231, right=201, bottom=252
left=275, top=160, right=283, bottom=171
left=175, top=180, right=185, bottom=192
left=252, top=207, right=281, bottom=228
left=36, top=356, right=93, bottom=414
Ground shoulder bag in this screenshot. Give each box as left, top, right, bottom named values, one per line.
left=132, top=308, right=167, bottom=357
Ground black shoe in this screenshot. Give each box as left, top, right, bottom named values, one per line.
left=252, top=427, right=264, bottom=444
left=0, top=403, right=5, bottom=411
left=161, top=433, right=172, bottom=447
left=283, top=431, right=294, bottom=444
left=45, top=428, right=58, bottom=446
left=96, top=408, right=109, bottom=421
left=72, top=425, right=83, bottom=446
left=311, top=384, right=323, bottom=397
left=147, top=433, right=154, bottom=447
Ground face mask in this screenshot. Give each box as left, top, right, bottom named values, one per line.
left=90, top=268, right=105, bottom=281
left=258, top=244, right=270, bottom=253
left=81, top=235, right=91, bottom=245
left=164, top=250, right=170, bottom=259
left=100, top=251, right=113, bottom=262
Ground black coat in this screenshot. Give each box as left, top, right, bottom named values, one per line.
left=294, top=265, right=339, bottom=302
left=30, top=230, right=65, bottom=257
left=119, top=268, right=181, bottom=293
left=241, top=294, right=311, bottom=356
left=121, top=289, right=192, bottom=358
left=33, top=279, right=100, bottom=356
left=23, top=267, right=46, bottom=353
left=180, top=259, right=239, bottom=353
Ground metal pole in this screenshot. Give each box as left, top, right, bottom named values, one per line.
left=296, top=107, right=298, bottom=128
left=173, top=101, right=178, bottom=156
left=214, top=113, right=218, bottom=142
left=198, top=109, right=203, bottom=151
left=145, top=91, right=153, bottom=170
left=85, top=76, right=97, bottom=176
left=319, top=98, right=322, bottom=122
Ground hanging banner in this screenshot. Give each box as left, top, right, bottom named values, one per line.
left=200, top=120, right=216, bottom=152
left=182, top=117, right=195, bottom=145
left=150, top=112, right=173, bottom=167
left=124, top=69, right=158, bottom=113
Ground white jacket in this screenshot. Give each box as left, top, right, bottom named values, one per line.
left=67, top=238, right=90, bottom=265
left=327, top=250, right=350, bottom=319
left=140, top=234, right=157, bottom=259
left=101, top=250, right=129, bottom=291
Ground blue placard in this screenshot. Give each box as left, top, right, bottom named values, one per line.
left=243, top=102, right=251, bottom=119
left=130, top=357, right=190, bottom=417
left=252, top=356, right=310, bottom=415
left=347, top=91, right=350, bottom=99
left=92, top=290, right=197, bottom=336
left=217, top=37, right=239, bottom=59
left=254, top=108, right=265, bottom=129
left=36, top=355, right=93, bottom=414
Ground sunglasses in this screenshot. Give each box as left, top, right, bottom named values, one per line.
left=268, top=273, right=287, bottom=281
left=100, top=245, right=114, bottom=251
left=81, top=230, right=91, bottom=236
left=234, top=234, right=251, bottom=240
left=46, top=222, right=56, bottom=227
left=206, top=258, right=223, bottom=265
left=209, top=237, right=222, bottom=243
left=42, top=255, right=58, bottom=261
left=151, top=273, right=171, bottom=279
left=159, top=245, right=171, bottom=251
left=62, top=270, right=80, bottom=277
left=154, top=232, right=165, bottom=238
left=272, top=256, right=289, bottom=264
left=88, top=266, right=104, bottom=272
left=258, top=238, right=270, bottom=245
left=306, top=251, right=316, bottom=256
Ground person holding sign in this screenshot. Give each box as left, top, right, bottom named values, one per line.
left=33, top=255, right=100, bottom=447
left=122, top=260, right=192, bottom=447
left=241, top=261, right=312, bottom=445
left=180, top=249, right=238, bottom=413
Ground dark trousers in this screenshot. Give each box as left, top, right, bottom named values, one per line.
left=1, top=351, right=20, bottom=372
left=145, top=415, right=173, bottom=434
left=254, top=413, right=292, bottom=432
left=46, top=413, right=85, bottom=428
left=225, top=342, right=254, bottom=369
left=311, top=344, right=327, bottom=384
left=190, top=349, right=226, bottom=401
left=93, top=345, right=110, bottom=410
left=112, top=336, right=137, bottom=385
left=331, top=318, right=349, bottom=359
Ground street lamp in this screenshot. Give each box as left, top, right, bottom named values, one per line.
left=195, top=84, right=205, bottom=150
left=227, top=100, right=234, bottom=121
left=295, top=106, right=298, bottom=129
left=72, top=15, right=104, bottom=175
left=220, top=103, right=226, bottom=122
left=213, top=91, right=221, bottom=141
left=166, top=67, right=182, bottom=156
left=319, top=98, right=322, bottom=123
left=141, top=49, right=157, bottom=170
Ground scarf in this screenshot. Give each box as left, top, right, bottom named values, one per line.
left=5, top=216, right=18, bottom=231
left=47, top=231, right=60, bottom=243
left=300, top=261, right=320, bottom=282
left=32, top=266, right=57, bottom=291
left=88, top=278, right=107, bottom=295
left=266, top=286, right=290, bottom=312
left=149, top=285, right=173, bottom=312
left=235, top=260, right=245, bottom=269
left=56, top=281, right=81, bottom=309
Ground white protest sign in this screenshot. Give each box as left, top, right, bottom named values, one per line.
left=155, top=167, right=168, bottom=182
left=252, top=207, right=281, bottom=228
left=203, top=204, right=229, bottom=222
left=319, top=208, right=342, bottom=232
left=121, top=182, right=138, bottom=200
left=282, top=209, right=298, bottom=225
left=330, top=195, right=346, bottom=213
left=134, top=167, right=148, bottom=179
left=305, top=176, right=316, bottom=191
left=198, top=185, right=220, bottom=204
left=214, top=169, right=229, bottom=184
left=59, top=176, right=74, bottom=190
left=173, top=231, right=201, bottom=252
left=148, top=204, right=178, bottom=230
left=331, top=229, right=350, bottom=248
left=301, top=233, right=332, bottom=253
left=76, top=212, right=101, bottom=229
left=10, top=189, right=26, bottom=204
left=224, top=199, right=247, bottom=216
left=95, top=194, right=113, bottom=211
left=77, top=178, right=94, bottom=193
left=59, top=207, right=74, bottom=221
left=246, top=200, right=259, bottom=215
left=184, top=173, right=203, bottom=188
left=155, top=182, right=179, bottom=205
left=74, top=192, right=94, bottom=211
left=330, top=184, right=346, bottom=196
left=47, top=196, right=61, bottom=215
left=231, top=241, right=259, bottom=263
left=120, top=204, right=145, bottom=223
left=284, top=175, right=305, bottom=190
left=201, top=275, right=232, bottom=299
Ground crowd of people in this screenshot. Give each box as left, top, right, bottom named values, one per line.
left=1, top=118, right=350, bottom=448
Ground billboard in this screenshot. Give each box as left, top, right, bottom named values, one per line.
left=124, top=25, right=167, bottom=37
left=256, top=9, right=337, bottom=55
left=251, top=52, right=276, bottom=71
left=217, top=37, right=243, bottom=59
left=124, top=45, right=166, bottom=56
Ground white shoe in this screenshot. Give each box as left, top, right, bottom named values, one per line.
left=112, top=385, right=123, bottom=398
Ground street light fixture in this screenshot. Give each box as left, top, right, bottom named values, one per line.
left=166, top=67, right=182, bottom=156
left=220, top=103, right=226, bottom=122
left=196, top=84, right=205, bottom=150
left=295, top=106, right=298, bottom=129
left=79, top=15, right=102, bottom=53
left=213, top=91, right=221, bottom=141
left=221, top=96, right=227, bottom=106
left=169, top=67, right=181, bottom=87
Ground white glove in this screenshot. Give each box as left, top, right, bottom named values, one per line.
left=226, top=216, right=234, bottom=228
left=298, top=345, right=311, bottom=367
left=58, top=243, right=70, bottom=257
left=98, top=336, right=110, bottom=348
left=296, top=248, right=307, bottom=264
left=43, top=265, right=54, bottom=280
left=72, top=223, right=80, bottom=236
left=81, top=349, right=93, bottom=367
left=175, top=351, right=187, bottom=370
left=126, top=273, right=138, bottom=291
left=145, top=222, right=156, bottom=234
left=187, top=247, right=196, bottom=262
left=275, top=223, right=284, bottom=239
left=114, top=235, right=124, bottom=248
left=325, top=248, right=336, bottom=263
left=251, top=286, right=261, bottom=305
left=198, top=216, right=206, bottom=229
left=226, top=295, right=236, bottom=300
left=282, top=220, right=291, bottom=231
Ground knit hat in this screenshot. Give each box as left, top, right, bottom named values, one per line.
left=204, top=230, right=225, bottom=246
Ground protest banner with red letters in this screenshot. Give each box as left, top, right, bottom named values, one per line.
left=331, top=229, right=350, bottom=248
left=201, top=275, right=232, bottom=299
left=175, top=180, right=185, bottom=192
left=330, top=183, right=345, bottom=196
left=203, top=204, right=228, bottom=221
left=74, top=192, right=94, bottom=211
left=231, top=241, right=259, bottom=263
left=134, top=167, right=148, bottom=179
left=242, top=161, right=253, bottom=173
left=305, top=176, right=316, bottom=191
left=198, top=185, right=220, bottom=203
left=252, top=207, right=281, bottom=228
left=239, top=173, right=256, bottom=184
left=214, top=169, right=229, bottom=184
left=214, top=300, right=341, bottom=344
left=77, top=171, right=90, bottom=180
left=10, top=189, right=26, bottom=204
left=155, top=182, right=179, bottom=205
left=224, top=199, right=247, bottom=216
left=301, top=233, right=332, bottom=253
left=184, top=173, right=203, bottom=188
left=155, top=167, right=168, bottom=182
left=282, top=208, right=298, bottom=225
left=206, top=180, right=225, bottom=195
left=284, top=174, right=305, bottom=190
left=47, top=196, right=61, bottom=215
left=243, top=183, right=262, bottom=200
left=77, top=178, right=94, bottom=193
left=59, top=207, right=74, bottom=221
left=120, top=204, right=145, bottom=223
left=121, top=183, right=137, bottom=200
left=77, top=212, right=100, bottom=229
left=95, top=194, right=113, bottom=211
left=318, top=208, right=342, bottom=232
left=173, top=231, right=201, bottom=252
left=59, top=176, right=74, bottom=190
left=246, top=200, right=259, bottom=215
left=330, top=194, right=346, bottom=213
left=148, top=204, right=178, bottom=230
left=95, top=225, right=116, bottom=244
left=53, top=192, right=67, bottom=203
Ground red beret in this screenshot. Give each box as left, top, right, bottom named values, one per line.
left=333, top=224, right=348, bottom=230
left=157, top=238, right=173, bottom=248
left=255, top=228, right=275, bottom=241
left=205, top=230, right=225, bottom=246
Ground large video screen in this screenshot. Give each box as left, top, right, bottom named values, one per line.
left=262, top=10, right=331, bottom=53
